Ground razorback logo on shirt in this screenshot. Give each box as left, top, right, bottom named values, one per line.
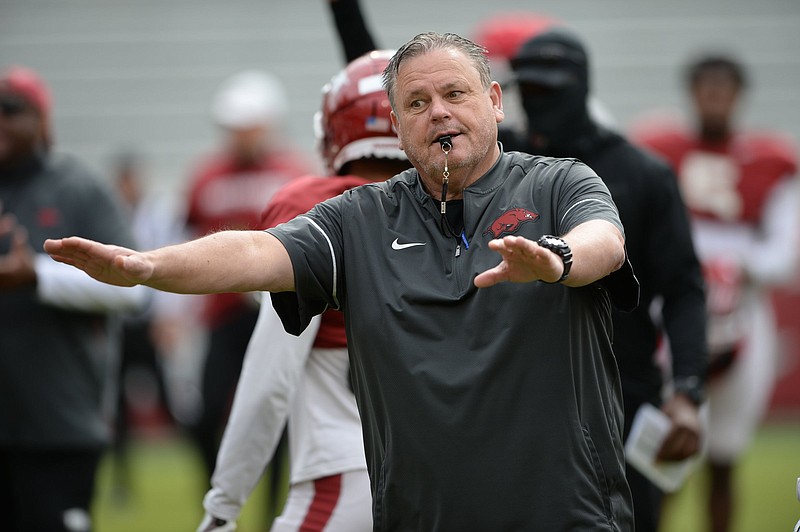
left=37, top=206, right=61, bottom=228
left=483, top=208, right=539, bottom=238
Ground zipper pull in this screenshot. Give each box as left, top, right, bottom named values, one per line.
left=455, top=243, right=461, bottom=257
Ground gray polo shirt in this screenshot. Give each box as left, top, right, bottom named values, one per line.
left=269, top=150, right=635, bottom=531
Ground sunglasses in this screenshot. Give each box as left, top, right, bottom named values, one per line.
left=0, top=98, right=30, bottom=117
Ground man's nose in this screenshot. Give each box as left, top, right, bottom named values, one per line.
left=429, top=97, right=451, bottom=121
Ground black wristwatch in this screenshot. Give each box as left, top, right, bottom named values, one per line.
left=537, top=235, right=573, bottom=283
left=673, top=376, right=706, bottom=406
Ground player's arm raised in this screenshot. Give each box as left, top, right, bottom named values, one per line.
left=43, top=230, right=295, bottom=294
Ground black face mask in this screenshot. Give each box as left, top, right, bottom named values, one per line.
left=518, top=80, right=589, bottom=150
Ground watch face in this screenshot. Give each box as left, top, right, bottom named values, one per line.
left=540, top=236, right=567, bottom=252
left=537, top=235, right=572, bottom=283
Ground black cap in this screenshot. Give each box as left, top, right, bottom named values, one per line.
left=510, top=28, right=588, bottom=88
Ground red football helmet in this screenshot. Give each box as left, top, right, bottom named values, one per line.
left=471, top=12, right=561, bottom=61
left=315, top=50, right=405, bottom=174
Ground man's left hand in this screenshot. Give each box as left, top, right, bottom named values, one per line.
left=656, top=393, right=703, bottom=461
left=474, top=235, right=563, bottom=287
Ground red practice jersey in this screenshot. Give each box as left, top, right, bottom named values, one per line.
left=261, top=175, right=370, bottom=348
left=185, top=150, right=312, bottom=326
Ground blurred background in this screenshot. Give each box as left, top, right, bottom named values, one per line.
left=2, top=0, right=799, bottom=197
left=2, top=0, right=799, bottom=531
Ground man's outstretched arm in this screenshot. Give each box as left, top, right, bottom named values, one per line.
left=44, top=230, right=295, bottom=294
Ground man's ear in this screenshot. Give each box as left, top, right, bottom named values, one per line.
left=390, top=110, right=404, bottom=150
left=490, top=81, right=504, bottom=124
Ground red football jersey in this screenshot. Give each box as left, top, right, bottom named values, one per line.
left=185, top=149, right=313, bottom=326
left=635, top=126, right=797, bottom=224
left=261, top=175, right=370, bottom=348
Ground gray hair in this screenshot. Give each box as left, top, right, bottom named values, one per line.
left=382, top=32, right=491, bottom=109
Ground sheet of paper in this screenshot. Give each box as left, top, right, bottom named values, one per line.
left=624, top=403, right=701, bottom=493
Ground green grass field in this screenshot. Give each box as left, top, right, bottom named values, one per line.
left=93, top=434, right=288, bottom=532
left=660, top=420, right=800, bottom=532
left=93, top=421, right=800, bottom=532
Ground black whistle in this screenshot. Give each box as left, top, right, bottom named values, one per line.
left=438, top=135, right=452, bottom=150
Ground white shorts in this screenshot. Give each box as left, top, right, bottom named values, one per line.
left=706, top=294, right=779, bottom=463
left=270, top=470, right=372, bottom=532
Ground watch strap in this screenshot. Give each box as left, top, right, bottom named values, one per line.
left=536, top=235, right=573, bottom=283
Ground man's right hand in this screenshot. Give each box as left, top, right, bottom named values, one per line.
left=197, top=513, right=236, bottom=532
left=656, top=393, right=703, bottom=461
left=43, top=236, right=152, bottom=287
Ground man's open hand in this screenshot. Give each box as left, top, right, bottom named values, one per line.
left=43, top=236, right=151, bottom=287
left=474, top=235, right=563, bottom=288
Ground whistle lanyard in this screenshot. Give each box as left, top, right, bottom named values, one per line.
left=439, top=138, right=451, bottom=218
left=438, top=137, right=469, bottom=254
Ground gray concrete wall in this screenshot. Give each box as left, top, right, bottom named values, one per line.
left=2, top=0, right=798, bottom=201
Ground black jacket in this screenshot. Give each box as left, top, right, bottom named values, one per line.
left=502, top=126, right=708, bottom=420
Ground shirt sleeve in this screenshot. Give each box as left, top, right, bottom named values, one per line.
left=204, top=302, right=321, bottom=521
left=643, top=159, right=708, bottom=383
left=745, top=175, right=800, bottom=285
left=266, top=196, right=346, bottom=336
left=555, top=161, right=626, bottom=236
left=557, top=161, right=640, bottom=311
left=35, top=254, right=148, bottom=312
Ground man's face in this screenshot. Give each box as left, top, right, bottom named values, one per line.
left=514, top=63, right=588, bottom=147
left=517, top=80, right=575, bottom=134
left=691, top=69, right=741, bottom=138
left=0, top=91, right=43, bottom=167
left=223, top=123, right=271, bottom=165
left=389, top=48, right=504, bottom=186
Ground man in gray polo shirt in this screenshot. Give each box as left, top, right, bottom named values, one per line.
left=45, top=32, right=638, bottom=531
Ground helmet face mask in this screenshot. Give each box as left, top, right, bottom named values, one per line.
left=317, top=50, right=406, bottom=175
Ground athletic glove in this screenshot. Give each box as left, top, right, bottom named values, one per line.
left=197, top=513, right=236, bottom=532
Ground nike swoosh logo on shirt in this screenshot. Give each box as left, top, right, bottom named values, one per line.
left=392, top=238, right=426, bottom=250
